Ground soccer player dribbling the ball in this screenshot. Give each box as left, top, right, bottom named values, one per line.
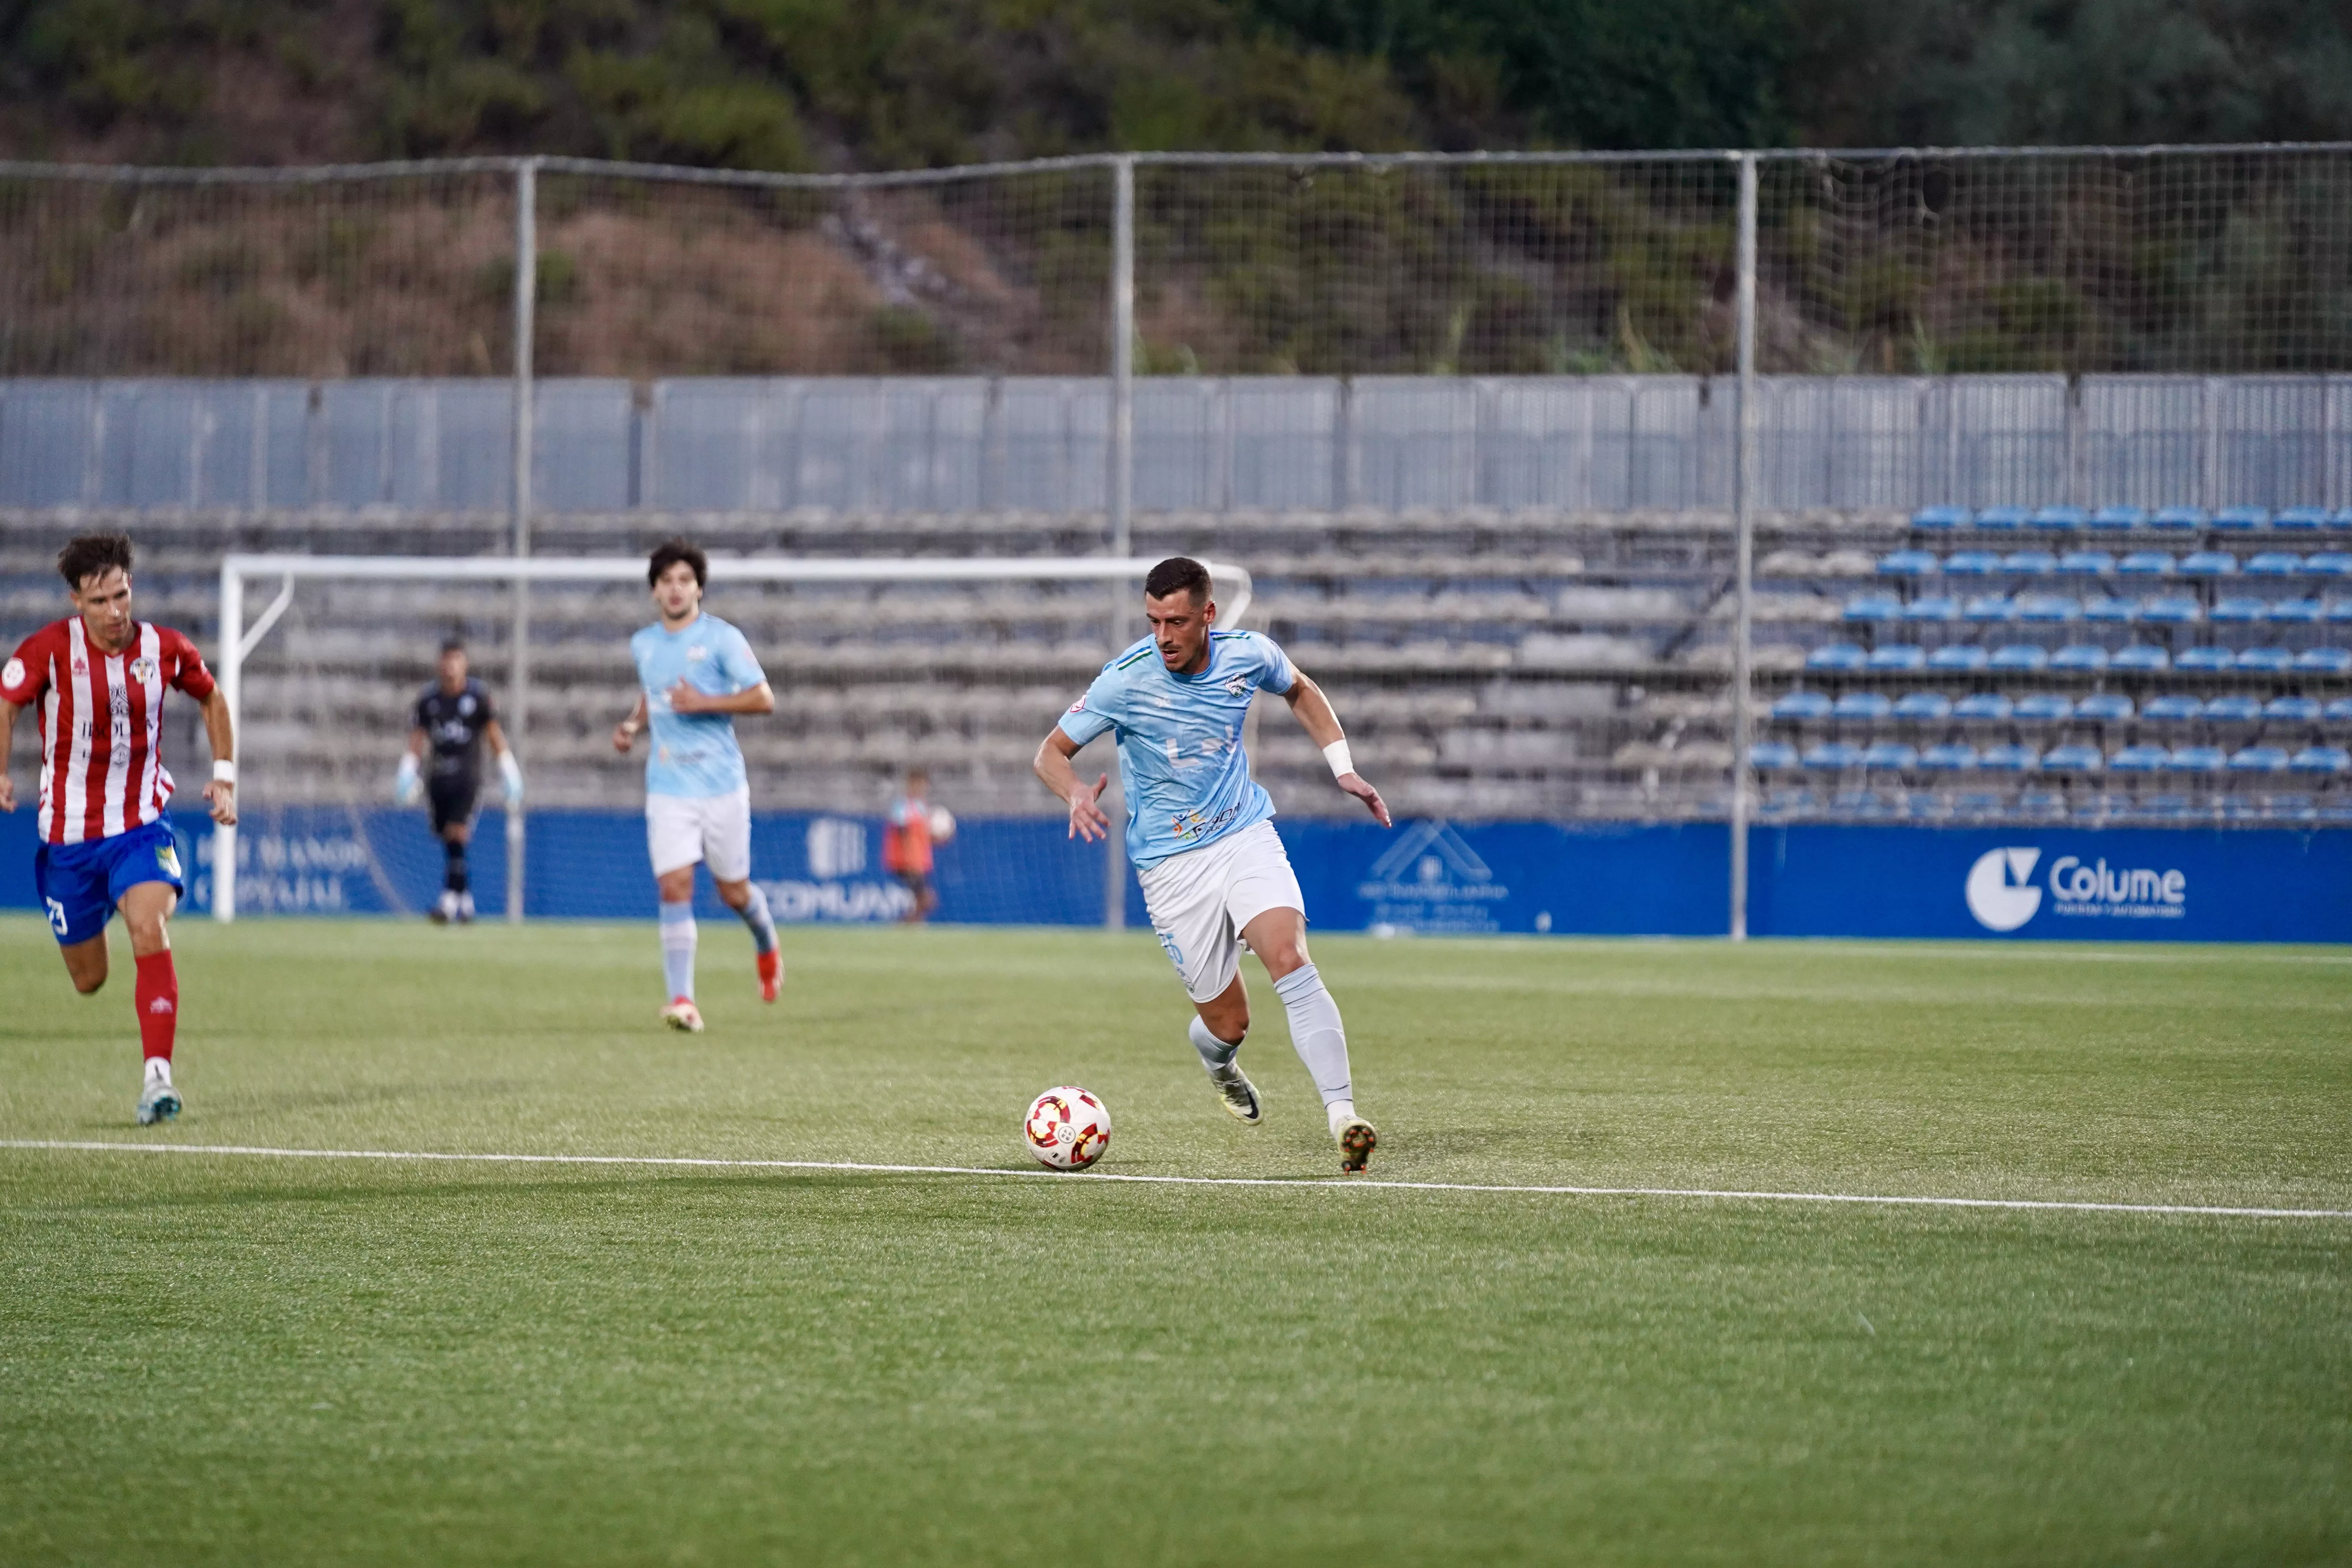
left=1033, top=556, right=1393, bottom=1172
left=0, top=533, right=238, bottom=1125
left=612, top=538, right=781, bottom=1031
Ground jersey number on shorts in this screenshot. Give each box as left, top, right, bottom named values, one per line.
left=44, top=897, right=67, bottom=937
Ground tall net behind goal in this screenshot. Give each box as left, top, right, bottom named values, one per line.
left=212, top=555, right=1251, bottom=927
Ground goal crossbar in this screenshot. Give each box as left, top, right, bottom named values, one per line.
left=212, top=553, right=1252, bottom=924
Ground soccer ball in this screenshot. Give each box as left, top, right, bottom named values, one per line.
left=1023, top=1087, right=1111, bottom=1170
left=927, top=804, right=957, bottom=844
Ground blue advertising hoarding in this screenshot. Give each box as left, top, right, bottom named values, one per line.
left=3, top=807, right=2346, bottom=943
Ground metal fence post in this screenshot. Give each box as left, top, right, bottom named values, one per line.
left=508, top=156, right=537, bottom=925
left=1730, top=151, right=1758, bottom=943
left=1102, top=153, right=1136, bottom=933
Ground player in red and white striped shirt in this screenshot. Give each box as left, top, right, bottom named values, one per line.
left=1, top=534, right=238, bottom=1125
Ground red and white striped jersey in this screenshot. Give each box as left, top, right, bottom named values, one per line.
left=1, top=618, right=216, bottom=846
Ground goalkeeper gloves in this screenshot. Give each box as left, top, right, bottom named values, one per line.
left=500, top=751, right=525, bottom=806
left=394, top=753, right=421, bottom=806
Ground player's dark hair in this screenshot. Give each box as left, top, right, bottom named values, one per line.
left=440, top=633, right=466, bottom=655
left=1144, top=556, right=1211, bottom=604
left=58, top=532, right=134, bottom=590
left=648, top=537, right=708, bottom=589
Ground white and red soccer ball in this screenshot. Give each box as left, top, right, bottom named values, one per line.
left=1023, top=1087, right=1111, bottom=1170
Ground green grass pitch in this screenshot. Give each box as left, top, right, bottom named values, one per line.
left=2, top=914, right=2348, bottom=1565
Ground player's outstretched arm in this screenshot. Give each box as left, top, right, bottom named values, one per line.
left=1283, top=672, right=1392, bottom=829
left=198, top=687, right=238, bottom=827
left=1033, top=729, right=1111, bottom=842
left=613, top=694, right=649, bottom=754
left=0, top=698, right=20, bottom=813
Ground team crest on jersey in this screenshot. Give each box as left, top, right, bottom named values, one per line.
left=1222, top=673, right=1250, bottom=697
left=72, top=659, right=88, bottom=676
left=129, top=656, right=158, bottom=684
left=0, top=658, right=21, bottom=690
left=688, top=646, right=708, bottom=662
left=156, top=844, right=181, bottom=879
left=458, top=695, right=476, bottom=716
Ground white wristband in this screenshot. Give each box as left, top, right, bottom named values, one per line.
left=212, top=759, right=237, bottom=784
left=1322, top=739, right=1355, bottom=779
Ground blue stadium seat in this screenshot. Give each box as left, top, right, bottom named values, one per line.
left=2168, top=745, right=2228, bottom=773
left=1974, top=506, right=2030, bottom=531
left=2175, top=646, right=2236, bottom=672
left=2269, top=598, right=2323, bottom=625
left=2326, top=599, right=2352, bottom=624
left=1904, top=595, right=1961, bottom=623
left=2076, top=692, right=2135, bottom=721
left=2109, top=744, right=2170, bottom=772
left=2307, top=552, right=2352, bottom=576
left=2092, top=505, right=2148, bottom=530
left=2245, top=552, right=2305, bottom=576
left=2326, top=697, right=2352, bottom=722
left=1920, top=742, right=1979, bottom=770
left=1862, top=742, right=1919, bottom=770
left=1929, top=644, right=1990, bottom=671
left=2014, top=593, right=2081, bottom=622
left=2236, top=647, right=2294, bottom=673
left=1893, top=691, right=1953, bottom=720
left=1866, top=643, right=1928, bottom=672
left=1770, top=690, right=1834, bottom=721
left=2051, top=644, right=2110, bottom=671
left=2264, top=695, right=2323, bottom=722
left=1980, top=743, right=2040, bottom=771
left=2057, top=550, right=2115, bottom=576
left=2214, top=506, right=2270, bottom=532
left=2080, top=596, right=2137, bottom=624
left=2202, top=695, right=2264, bottom=723
left=1944, top=550, right=2005, bottom=576
left=1877, top=550, right=1941, bottom=576
left=2180, top=550, right=2239, bottom=576
left=2116, top=550, right=2176, bottom=577
left=2151, top=506, right=2208, bottom=532
left=1803, top=740, right=1867, bottom=770
left=2140, top=595, right=2203, bottom=624
left=1989, top=644, right=2051, bottom=671
left=1843, top=592, right=1904, bottom=622
left=2111, top=644, right=2171, bottom=672
left=1911, top=505, right=1971, bottom=530
left=1750, top=740, right=1802, bottom=770
left=2003, top=550, right=2059, bottom=575
left=2032, top=506, right=2089, bottom=532
left=1964, top=593, right=2015, bottom=622
left=2292, top=745, right=2352, bottom=774
left=1833, top=691, right=1895, bottom=720
left=2210, top=596, right=2271, bottom=624
left=2229, top=745, right=2292, bottom=773
left=1954, top=692, right=2014, bottom=720
left=2014, top=693, right=2074, bottom=721
left=2294, top=647, right=2352, bottom=674
left=2043, top=743, right=2105, bottom=772
left=2141, top=694, right=2204, bottom=722
left=1806, top=643, right=1868, bottom=672
left=2275, top=507, right=2332, bottom=532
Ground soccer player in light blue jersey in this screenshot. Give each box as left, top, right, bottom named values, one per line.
left=1034, top=556, right=1394, bottom=1172
left=612, top=539, right=780, bottom=1032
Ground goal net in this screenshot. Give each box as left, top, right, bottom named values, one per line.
left=211, top=553, right=1253, bottom=927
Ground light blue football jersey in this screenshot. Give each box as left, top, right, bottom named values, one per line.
left=629, top=612, right=767, bottom=798
left=1057, top=630, right=1297, bottom=870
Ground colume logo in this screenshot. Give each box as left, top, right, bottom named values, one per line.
left=1965, top=846, right=2189, bottom=931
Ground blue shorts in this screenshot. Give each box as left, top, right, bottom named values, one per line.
left=32, top=818, right=185, bottom=946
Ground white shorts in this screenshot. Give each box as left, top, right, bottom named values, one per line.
left=1136, top=820, right=1305, bottom=1004
left=646, top=788, right=753, bottom=882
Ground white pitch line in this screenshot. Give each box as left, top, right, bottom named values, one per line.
left=4, top=1139, right=2348, bottom=1220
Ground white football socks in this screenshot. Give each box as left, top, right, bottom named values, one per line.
left=1188, top=1013, right=1242, bottom=1072
left=658, top=899, right=697, bottom=1000
left=1272, top=963, right=1352, bottom=1109
left=144, top=1057, right=171, bottom=1087
left=1327, top=1100, right=1358, bottom=1139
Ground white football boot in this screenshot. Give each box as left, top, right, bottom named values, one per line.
left=1329, top=1102, right=1377, bottom=1173
left=1205, top=1061, right=1262, bottom=1125
left=429, top=890, right=458, bottom=924
left=660, top=997, right=705, bottom=1033
left=456, top=891, right=476, bottom=924
left=136, top=1076, right=181, bottom=1126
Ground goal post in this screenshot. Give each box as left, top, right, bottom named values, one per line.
left=211, top=552, right=1254, bottom=925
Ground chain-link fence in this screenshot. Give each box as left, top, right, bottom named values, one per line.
left=9, top=144, right=2352, bottom=932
